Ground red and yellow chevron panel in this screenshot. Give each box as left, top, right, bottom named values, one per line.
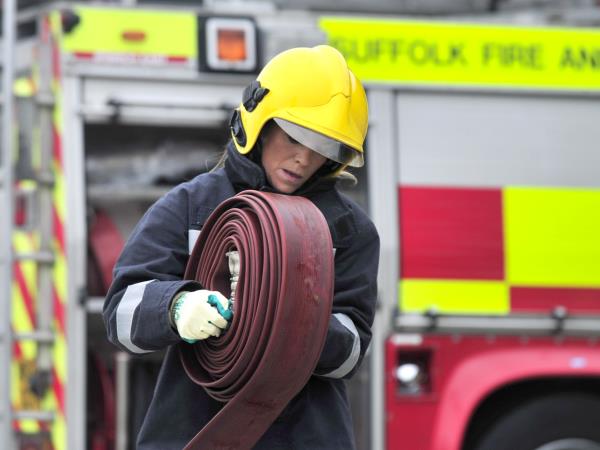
left=399, top=185, right=600, bottom=314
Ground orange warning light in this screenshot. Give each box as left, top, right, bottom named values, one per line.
left=217, top=28, right=247, bottom=61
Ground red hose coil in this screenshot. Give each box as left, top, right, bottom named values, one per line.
left=180, top=190, right=334, bottom=449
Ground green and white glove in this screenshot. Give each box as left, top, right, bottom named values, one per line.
left=170, top=290, right=233, bottom=343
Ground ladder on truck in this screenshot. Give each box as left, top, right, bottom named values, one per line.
left=1, top=1, right=58, bottom=448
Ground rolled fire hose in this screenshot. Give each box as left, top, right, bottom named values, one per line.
left=180, top=190, right=334, bottom=450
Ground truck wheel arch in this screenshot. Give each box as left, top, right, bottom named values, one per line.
left=429, top=346, right=600, bottom=450
left=466, top=390, right=600, bottom=450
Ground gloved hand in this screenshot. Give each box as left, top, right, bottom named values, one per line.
left=170, top=290, right=233, bottom=343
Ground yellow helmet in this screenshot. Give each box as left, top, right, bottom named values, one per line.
left=229, top=45, right=368, bottom=167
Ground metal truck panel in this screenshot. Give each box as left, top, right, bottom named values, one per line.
left=396, top=92, right=600, bottom=188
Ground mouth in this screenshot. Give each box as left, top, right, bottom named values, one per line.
left=281, top=169, right=303, bottom=182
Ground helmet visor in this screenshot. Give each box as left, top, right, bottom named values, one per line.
left=273, top=118, right=364, bottom=167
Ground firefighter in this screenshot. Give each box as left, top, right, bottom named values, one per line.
left=103, top=45, right=379, bottom=450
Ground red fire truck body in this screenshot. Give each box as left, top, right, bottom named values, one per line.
left=328, top=16, right=600, bottom=449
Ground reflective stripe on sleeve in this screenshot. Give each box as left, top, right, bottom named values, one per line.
left=116, top=279, right=155, bottom=354
left=321, top=313, right=361, bottom=379
left=189, top=229, right=200, bottom=255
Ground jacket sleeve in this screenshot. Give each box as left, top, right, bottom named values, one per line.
left=314, top=217, right=380, bottom=380
left=102, top=187, right=202, bottom=355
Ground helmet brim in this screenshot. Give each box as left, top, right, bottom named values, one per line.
left=274, top=118, right=364, bottom=167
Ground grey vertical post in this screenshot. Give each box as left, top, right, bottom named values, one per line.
left=62, top=75, right=87, bottom=450
left=35, top=7, right=56, bottom=383
left=0, top=0, right=17, bottom=449
left=115, top=352, right=131, bottom=450
left=367, top=89, right=399, bottom=450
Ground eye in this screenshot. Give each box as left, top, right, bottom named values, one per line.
left=285, top=133, right=300, bottom=145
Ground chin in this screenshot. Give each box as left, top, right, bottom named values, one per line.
left=277, top=187, right=296, bottom=194
left=273, top=182, right=297, bottom=194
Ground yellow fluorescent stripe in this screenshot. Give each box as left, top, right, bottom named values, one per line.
left=13, top=232, right=39, bottom=300
left=52, top=413, right=66, bottom=450
left=505, top=187, right=600, bottom=286
left=50, top=329, right=66, bottom=450
left=53, top=331, right=67, bottom=387
left=13, top=229, right=36, bottom=251
left=18, top=420, right=40, bottom=434
left=41, top=384, right=56, bottom=428
left=12, top=290, right=35, bottom=359
left=400, top=279, right=509, bottom=314
left=13, top=77, right=34, bottom=98
left=18, top=179, right=37, bottom=190
left=320, top=17, right=600, bottom=90
left=52, top=160, right=66, bottom=221
left=50, top=78, right=63, bottom=125
left=53, top=251, right=67, bottom=302
left=12, top=288, right=34, bottom=331
left=52, top=85, right=63, bottom=135
left=49, top=365, right=67, bottom=450
left=19, top=261, right=38, bottom=301
left=49, top=12, right=62, bottom=37
left=61, top=7, right=197, bottom=57
left=41, top=382, right=65, bottom=450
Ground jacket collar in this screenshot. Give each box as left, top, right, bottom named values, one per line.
left=224, top=141, right=267, bottom=192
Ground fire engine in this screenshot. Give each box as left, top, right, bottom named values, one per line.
left=1, top=2, right=600, bottom=450
left=326, top=17, right=600, bottom=450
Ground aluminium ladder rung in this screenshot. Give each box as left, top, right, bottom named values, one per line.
left=14, top=251, right=55, bottom=264
left=13, top=410, right=54, bottom=422
left=35, top=92, right=55, bottom=108
left=14, top=331, right=55, bottom=344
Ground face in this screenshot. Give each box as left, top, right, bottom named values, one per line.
left=261, top=124, right=327, bottom=194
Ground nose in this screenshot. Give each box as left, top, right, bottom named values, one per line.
left=294, top=146, right=316, bottom=167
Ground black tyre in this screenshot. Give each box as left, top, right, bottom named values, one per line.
left=473, top=392, right=600, bottom=450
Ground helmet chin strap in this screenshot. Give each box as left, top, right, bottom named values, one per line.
left=248, top=138, right=263, bottom=165
left=245, top=138, right=272, bottom=188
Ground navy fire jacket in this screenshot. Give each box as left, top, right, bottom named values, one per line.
left=103, top=143, right=380, bottom=450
